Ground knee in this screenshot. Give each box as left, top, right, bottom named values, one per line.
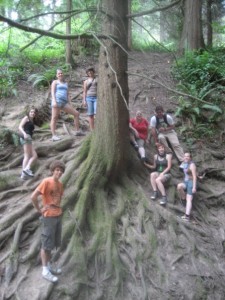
left=155, top=177, right=162, bottom=185
left=177, top=183, right=183, bottom=191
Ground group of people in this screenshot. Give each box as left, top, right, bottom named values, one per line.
left=17, top=69, right=197, bottom=283
left=19, top=67, right=98, bottom=179
left=17, top=67, right=98, bottom=282
left=129, top=106, right=197, bottom=222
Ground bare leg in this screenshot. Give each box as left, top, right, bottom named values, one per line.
left=155, top=177, right=166, bottom=196
left=150, top=172, right=159, bottom=191
left=186, top=194, right=193, bottom=215
left=177, top=183, right=186, bottom=200
left=41, top=248, right=51, bottom=267
left=22, top=144, right=31, bottom=170
left=63, top=104, right=80, bottom=131
left=26, top=146, right=37, bottom=170
left=89, top=115, right=95, bottom=130
left=51, top=107, right=61, bottom=136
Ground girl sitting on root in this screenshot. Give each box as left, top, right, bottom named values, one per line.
left=144, top=144, right=172, bottom=205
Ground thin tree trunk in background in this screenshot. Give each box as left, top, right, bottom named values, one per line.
left=206, top=0, right=213, bottom=47
left=128, top=0, right=132, bottom=49
left=179, top=0, right=205, bottom=51
left=66, top=0, right=72, bottom=65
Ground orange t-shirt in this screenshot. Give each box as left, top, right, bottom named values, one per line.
left=36, top=177, right=63, bottom=217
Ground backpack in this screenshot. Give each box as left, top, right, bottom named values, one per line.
left=155, top=114, right=169, bottom=127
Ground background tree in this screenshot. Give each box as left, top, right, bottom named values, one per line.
left=179, top=0, right=205, bottom=51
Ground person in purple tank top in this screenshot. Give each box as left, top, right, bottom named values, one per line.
left=82, top=67, right=97, bottom=131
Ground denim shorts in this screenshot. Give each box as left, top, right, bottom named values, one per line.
left=20, top=135, right=32, bottom=145
left=184, top=180, right=194, bottom=195
left=40, top=216, right=62, bottom=251
left=51, top=100, right=67, bottom=108
left=86, top=96, right=97, bottom=115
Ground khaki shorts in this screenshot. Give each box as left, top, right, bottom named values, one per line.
left=40, top=216, right=62, bottom=251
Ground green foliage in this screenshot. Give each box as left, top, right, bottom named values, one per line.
left=132, top=37, right=175, bottom=52
left=0, top=128, right=20, bottom=148
left=172, top=49, right=225, bottom=139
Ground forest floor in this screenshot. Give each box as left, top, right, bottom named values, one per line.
left=1, top=51, right=225, bottom=299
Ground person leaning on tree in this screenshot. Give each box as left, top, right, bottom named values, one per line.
left=82, top=66, right=97, bottom=131
left=31, top=160, right=65, bottom=283
left=150, top=105, right=184, bottom=163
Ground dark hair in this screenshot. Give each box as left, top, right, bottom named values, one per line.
left=50, top=160, right=65, bottom=173
left=86, top=66, right=95, bottom=74
left=155, top=105, right=164, bottom=112
left=25, top=106, right=38, bottom=124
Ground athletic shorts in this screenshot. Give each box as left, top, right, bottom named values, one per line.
left=184, top=180, right=194, bottom=195
left=40, top=216, right=62, bottom=251
left=86, top=96, right=97, bottom=115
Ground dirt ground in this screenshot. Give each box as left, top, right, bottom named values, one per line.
left=1, top=51, right=225, bottom=299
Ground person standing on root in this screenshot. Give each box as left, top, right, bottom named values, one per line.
left=150, top=105, right=184, bottom=163
left=144, top=144, right=172, bottom=205
left=177, top=152, right=197, bottom=221
left=82, top=67, right=97, bottom=131
left=18, top=106, right=38, bottom=180
left=129, top=111, right=149, bottom=162
left=51, top=68, right=84, bottom=141
left=31, top=160, right=65, bottom=283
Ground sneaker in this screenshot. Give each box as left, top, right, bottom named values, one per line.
left=74, top=131, right=85, bottom=136
left=181, top=215, right=190, bottom=222
left=48, top=264, right=62, bottom=275
left=151, top=191, right=158, bottom=200
left=23, top=169, right=34, bottom=177
left=52, top=135, right=61, bottom=141
left=160, top=196, right=167, bottom=205
left=20, top=172, right=29, bottom=180
left=42, top=271, right=58, bottom=283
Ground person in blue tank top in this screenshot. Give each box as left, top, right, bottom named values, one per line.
left=144, top=144, right=172, bottom=205
left=51, top=69, right=84, bottom=141
left=177, top=152, right=197, bottom=221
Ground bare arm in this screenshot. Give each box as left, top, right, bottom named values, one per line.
left=31, top=189, right=42, bottom=214
left=158, top=124, right=175, bottom=133
left=190, top=163, right=197, bottom=192
left=51, top=80, right=57, bottom=107
left=144, top=154, right=157, bottom=169
left=18, top=116, right=29, bottom=138
left=82, top=80, right=87, bottom=106
left=151, top=127, right=158, bottom=144
left=129, top=123, right=139, bottom=137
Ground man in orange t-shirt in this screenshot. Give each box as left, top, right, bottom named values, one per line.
left=31, top=160, right=65, bottom=283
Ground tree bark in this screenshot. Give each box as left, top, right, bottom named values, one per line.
left=179, top=0, right=205, bottom=51
left=66, top=0, right=72, bottom=65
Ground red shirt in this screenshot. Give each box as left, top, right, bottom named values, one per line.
left=130, top=118, right=149, bottom=140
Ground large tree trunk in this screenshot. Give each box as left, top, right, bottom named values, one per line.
left=179, top=0, right=205, bottom=51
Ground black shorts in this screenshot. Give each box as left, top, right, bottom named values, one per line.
left=40, top=216, right=62, bottom=251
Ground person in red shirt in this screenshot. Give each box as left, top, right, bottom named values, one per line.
left=31, top=160, right=65, bottom=283
left=129, top=111, right=149, bottom=161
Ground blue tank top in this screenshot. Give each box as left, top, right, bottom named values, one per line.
left=180, top=161, right=194, bottom=181
left=55, top=81, right=68, bottom=102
